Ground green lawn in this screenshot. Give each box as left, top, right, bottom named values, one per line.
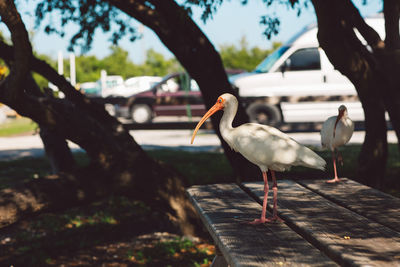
left=0, top=117, right=38, bottom=137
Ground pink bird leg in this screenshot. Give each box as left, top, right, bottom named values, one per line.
left=326, top=151, right=340, bottom=183
left=250, top=170, right=283, bottom=224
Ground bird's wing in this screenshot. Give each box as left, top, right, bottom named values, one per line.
left=232, top=124, right=303, bottom=166
left=232, top=123, right=326, bottom=171
left=320, top=116, right=336, bottom=149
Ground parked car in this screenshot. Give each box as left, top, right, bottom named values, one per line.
left=79, top=82, right=100, bottom=96
left=114, top=72, right=206, bottom=123
left=80, top=75, right=125, bottom=97
left=102, top=76, right=162, bottom=98
left=113, top=69, right=245, bottom=123
left=100, top=75, right=125, bottom=97
left=230, top=14, right=387, bottom=125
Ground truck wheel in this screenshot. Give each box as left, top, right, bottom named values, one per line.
left=131, top=104, right=152, bottom=123
left=246, top=103, right=282, bottom=126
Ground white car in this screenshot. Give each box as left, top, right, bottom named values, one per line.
left=102, top=76, right=162, bottom=98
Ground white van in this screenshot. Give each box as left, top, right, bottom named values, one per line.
left=230, top=15, right=385, bottom=125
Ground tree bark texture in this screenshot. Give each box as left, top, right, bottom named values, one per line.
left=0, top=0, right=31, bottom=103
left=311, top=0, right=400, bottom=186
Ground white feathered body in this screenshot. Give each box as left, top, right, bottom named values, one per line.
left=209, top=93, right=326, bottom=173
left=321, top=115, right=354, bottom=151
left=221, top=123, right=326, bottom=173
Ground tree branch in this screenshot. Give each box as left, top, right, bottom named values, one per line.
left=384, top=0, right=400, bottom=50
left=0, top=0, right=32, bottom=103
left=343, top=0, right=384, bottom=51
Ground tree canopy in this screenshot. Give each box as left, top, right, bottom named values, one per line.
left=220, top=37, right=281, bottom=71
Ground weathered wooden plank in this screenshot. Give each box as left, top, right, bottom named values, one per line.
left=187, top=183, right=336, bottom=267
left=297, top=178, right=400, bottom=233
left=242, top=180, right=400, bottom=267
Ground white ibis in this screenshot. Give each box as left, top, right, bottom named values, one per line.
left=191, top=93, right=326, bottom=224
left=321, top=105, right=354, bottom=183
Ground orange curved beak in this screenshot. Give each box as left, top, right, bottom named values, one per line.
left=191, top=101, right=224, bottom=144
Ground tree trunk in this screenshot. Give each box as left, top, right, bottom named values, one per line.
left=311, top=0, right=390, bottom=187
left=0, top=3, right=199, bottom=235
left=27, top=74, right=77, bottom=174
left=108, top=0, right=260, bottom=182
left=39, top=125, right=76, bottom=174
left=0, top=69, right=199, bottom=234
left=381, top=0, right=400, bottom=151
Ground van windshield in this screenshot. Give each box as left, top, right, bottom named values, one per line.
left=253, top=46, right=290, bottom=73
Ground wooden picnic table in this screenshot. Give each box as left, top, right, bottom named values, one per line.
left=186, top=178, right=400, bottom=266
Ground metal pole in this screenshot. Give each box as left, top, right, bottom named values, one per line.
left=57, top=51, right=63, bottom=75
left=69, top=53, right=76, bottom=87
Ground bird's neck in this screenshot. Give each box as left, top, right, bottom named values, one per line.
left=219, top=103, right=236, bottom=142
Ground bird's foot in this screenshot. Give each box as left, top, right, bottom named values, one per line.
left=266, top=215, right=284, bottom=223
left=248, top=218, right=266, bottom=225
left=248, top=216, right=283, bottom=224
left=326, top=177, right=341, bottom=183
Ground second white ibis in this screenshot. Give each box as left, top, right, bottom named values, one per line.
left=321, top=105, right=354, bottom=183
left=191, top=93, right=326, bottom=224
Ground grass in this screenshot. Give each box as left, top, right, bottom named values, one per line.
left=147, top=150, right=235, bottom=185
left=126, top=237, right=214, bottom=266
left=0, top=144, right=398, bottom=191
left=0, top=117, right=38, bottom=137
left=0, top=145, right=398, bottom=265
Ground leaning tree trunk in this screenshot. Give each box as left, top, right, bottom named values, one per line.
left=26, top=74, right=77, bottom=174
left=1, top=53, right=76, bottom=174
left=0, top=1, right=199, bottom=235
left=0, top=46, right=200, bottom=235
left=39, top=125, right=77, bottom=174
left=381, top=0, right=400, bottom=151
left=311, top=0, right=391, bottom=187
left=108, top=0, right=260, bottom=182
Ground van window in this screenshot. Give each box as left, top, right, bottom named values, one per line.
left=254, top=46, right=290, bottom=73
left=283, top=48, right=321, bottom=71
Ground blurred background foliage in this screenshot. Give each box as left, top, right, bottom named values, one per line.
left=220, top=37, right=282, bottom=71
left=21, top=35, right=281, bottom=89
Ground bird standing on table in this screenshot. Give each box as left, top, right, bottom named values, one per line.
left=321, top=105, right=354, bottom=183
left=191, top=93, right=326, bottom=224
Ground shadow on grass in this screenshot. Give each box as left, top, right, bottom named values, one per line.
left=0, top=195, right=214, bottom=266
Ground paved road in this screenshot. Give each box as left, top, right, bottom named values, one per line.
left=0, top=129, right=397, bottom=160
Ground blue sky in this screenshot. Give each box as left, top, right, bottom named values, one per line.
left=3, top=1, right=382, bottom=63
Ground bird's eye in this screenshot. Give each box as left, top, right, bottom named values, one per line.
left=218, top=99, right=222, bottom=103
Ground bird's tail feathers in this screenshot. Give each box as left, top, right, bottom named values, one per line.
left=300, top=148, right=326, bottom=171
